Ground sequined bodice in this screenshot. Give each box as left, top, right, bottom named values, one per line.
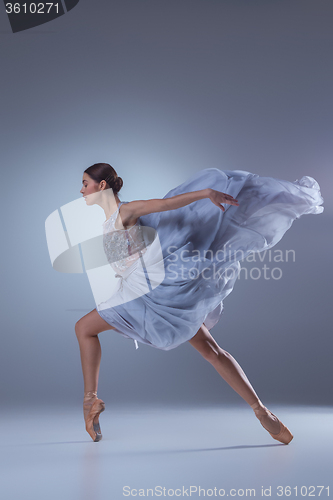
left=103, top=202, right=147, bottom=274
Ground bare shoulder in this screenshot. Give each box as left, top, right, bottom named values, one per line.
left=117, top=202, right=140, bottom=229
left=116, top=198, right=169, bottom=229
left=120, top=199, right=168, bottom=222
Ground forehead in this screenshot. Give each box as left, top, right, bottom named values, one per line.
left=82, top=173, right=92, bottom=182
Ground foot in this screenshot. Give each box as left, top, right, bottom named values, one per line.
left=251, top=400, right=293, bottom=444
left=83, top=391, right=105, bottom=442
left=83, top=391, right=98, bottom=420
left=251, top=400, right=281, bottom=435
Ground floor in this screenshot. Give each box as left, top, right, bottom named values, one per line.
left=1, top=404, right=332, bottom=499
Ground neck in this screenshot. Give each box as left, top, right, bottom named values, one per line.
left=102, top=191, right=121, bottom=220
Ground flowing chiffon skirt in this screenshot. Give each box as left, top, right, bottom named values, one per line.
left=97, top=168, right=324, bottom=350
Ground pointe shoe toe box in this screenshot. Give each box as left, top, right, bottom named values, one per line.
left=268, top=421, right=293, bottom=444
left=84, top=399, right=105, bottom=442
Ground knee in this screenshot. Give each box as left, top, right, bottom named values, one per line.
left=75, top=319, right=87, bottom=339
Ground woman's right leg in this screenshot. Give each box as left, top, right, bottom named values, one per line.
left=188, top=323, right=282, bottom=435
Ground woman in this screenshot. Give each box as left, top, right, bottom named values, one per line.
left=76, top=163, right=324, bottom=443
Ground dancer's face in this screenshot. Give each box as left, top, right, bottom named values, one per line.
left=80, top=173, right=104, bottom=205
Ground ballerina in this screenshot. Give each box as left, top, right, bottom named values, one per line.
left=75, top=163, right=324, bottom=443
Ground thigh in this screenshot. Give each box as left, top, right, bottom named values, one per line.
left=76, top=309, right=116, bottom=336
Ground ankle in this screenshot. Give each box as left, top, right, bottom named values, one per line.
left=83, top=391, right=98, bottom=402
left=250, top=398, right=260, bottom=408
left=250, top=399, right=266, bottom=413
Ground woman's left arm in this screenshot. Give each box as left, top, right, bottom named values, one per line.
left=120, top=188, right=239, bottom=226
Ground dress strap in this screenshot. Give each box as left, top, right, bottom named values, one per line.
left=118, top=201, right=128, bottom=209
left=116, top=201, right=128, bottom=217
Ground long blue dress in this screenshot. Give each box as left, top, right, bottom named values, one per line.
left=96, top=168, right=324, bottom=350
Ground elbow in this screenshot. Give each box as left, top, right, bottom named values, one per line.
left=151, top=198, right=170, bottom=214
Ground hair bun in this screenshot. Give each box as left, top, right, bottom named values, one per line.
left=84, top=163, right=123, bottom=194
left=114, top=176, right=123, bottom=193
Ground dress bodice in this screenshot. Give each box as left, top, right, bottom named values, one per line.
left=102, top=202, right=147, bottom=275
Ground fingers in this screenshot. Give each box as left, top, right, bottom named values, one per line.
left=220, top=198, right=239, bottom=210
left=218, top=192, right=238, bottom=203
left=224, top=194, right=239, bottom=203
left=222, top=196, right=239, bottom=206
left=211, top=190, right=240, bottom=210
left=226, top=194, right=239, bottom=205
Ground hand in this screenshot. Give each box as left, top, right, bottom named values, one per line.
left=208, top=188, right=239, bottom=212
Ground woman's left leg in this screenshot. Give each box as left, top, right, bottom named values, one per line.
left=188, top=323, right=281, bottom=435
left=75, top=309, right=115, bottom=395
left=75, top=309, right=116, bottom=441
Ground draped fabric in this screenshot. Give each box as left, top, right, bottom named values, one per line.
left=97, top=168, right=324, bottom=350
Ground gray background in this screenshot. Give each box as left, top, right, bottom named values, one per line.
left=0, top=0, right=331, bottom=408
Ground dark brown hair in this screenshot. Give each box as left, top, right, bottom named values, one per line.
left=84, top=163, right=123, bottom=195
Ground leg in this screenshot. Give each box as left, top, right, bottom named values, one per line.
left=189, top=324, right=281, bottom=435
left=189, top=323, right=260, bottom=406
left=75, top=309, right=115, bottom=441
left=75, top=309, right=115, bottom=395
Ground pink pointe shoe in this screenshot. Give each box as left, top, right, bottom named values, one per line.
left=83, top=391, right=105, bottom=442
left=251, top=400, right=293, bottom=445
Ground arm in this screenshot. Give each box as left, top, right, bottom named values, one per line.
left=120, top=188, right=239, bottom=226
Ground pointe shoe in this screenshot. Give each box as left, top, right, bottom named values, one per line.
left=251, top=400, right=293, bottom=445
left=83, top=391, right=105, bottom=442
